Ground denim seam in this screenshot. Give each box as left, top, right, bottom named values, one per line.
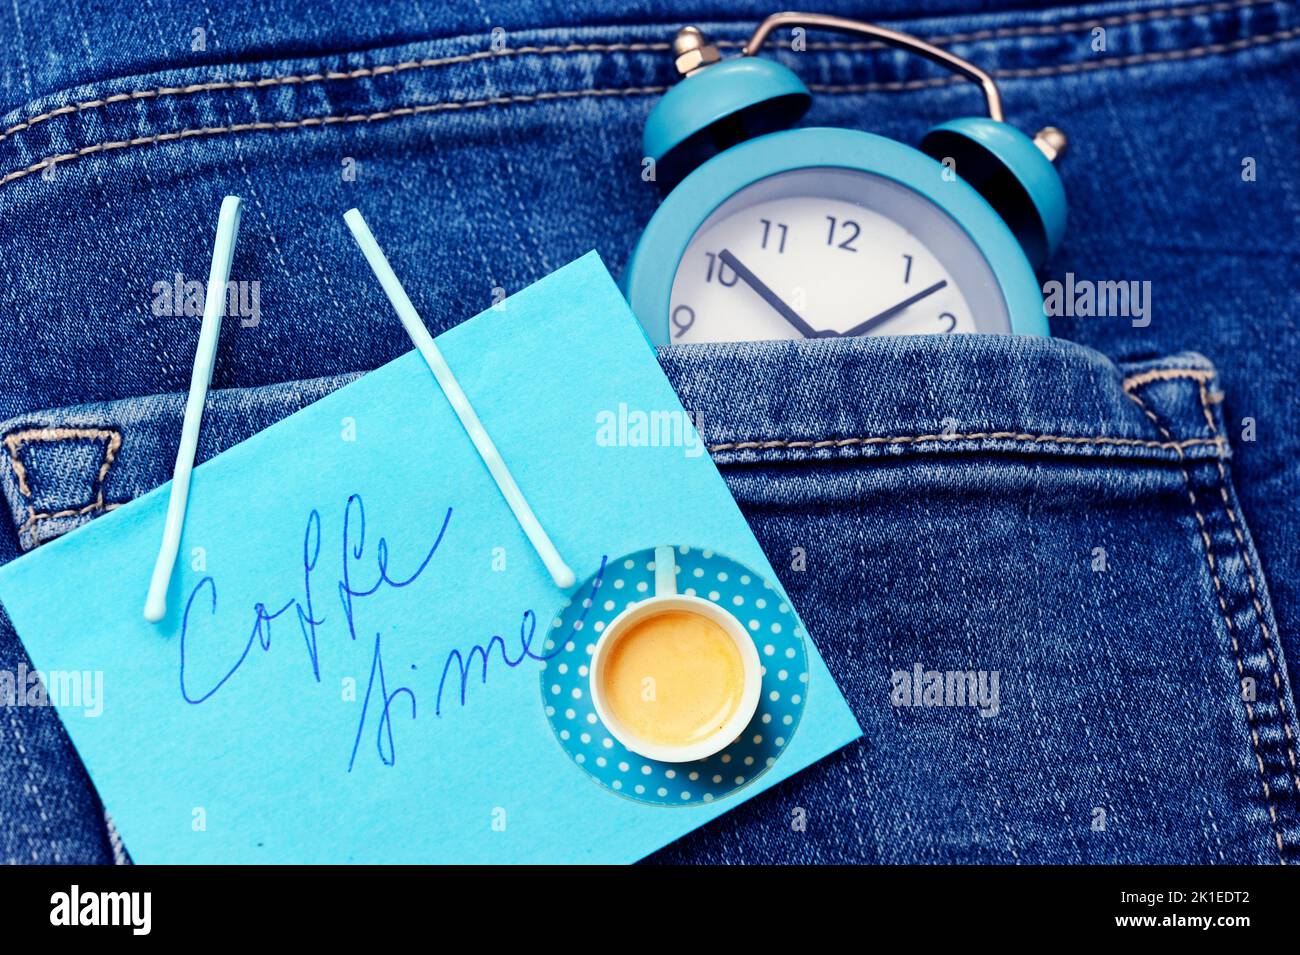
left=21, top=501, right=123, bottom=546
left=735, top=0, right=1278, bottom=50
left=1124, top=380, right=1290, bottom=864
left=104, top=811, right=128, bottom=865
left=3, top=707, right=60, bottom=863
left=0, top=0, right=1276, bottom=146
left=809, top=25, right=1300, bottom=93
left=1121, top=367, right=1217, bottom=391
left=3, top=26, right=1298, bottom=190
left=0, top=87, right=669, bottom=189
left=0, top=43, right=668, bottom=146
left=1194, top=379, right=1300, bottom=794
left=707, top=431, right=1221, bottom=454
left=2, top=426, right=122, bottom=542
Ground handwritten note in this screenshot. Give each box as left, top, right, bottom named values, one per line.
left=0, top=254, right=860, bottom=863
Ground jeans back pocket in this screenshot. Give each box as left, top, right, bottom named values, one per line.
left=649, top=333, right=1300, bottom=864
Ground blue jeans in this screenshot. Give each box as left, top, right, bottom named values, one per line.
left=1, top=0, right=1298, bottom=863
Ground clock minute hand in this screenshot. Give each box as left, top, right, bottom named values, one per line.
left=718, top=249, right=821, bottom=340
left=840, top=279, right=949, bottom=338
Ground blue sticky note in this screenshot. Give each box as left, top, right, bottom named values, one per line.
left=0, top=253, right=861, bottom=863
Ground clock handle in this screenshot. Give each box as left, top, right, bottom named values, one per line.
left=743, top=12, right=1005, bottom=123
left=743, top=13, right=1069, bottom=269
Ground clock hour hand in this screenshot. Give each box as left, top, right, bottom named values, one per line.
left=718, top=249, right=820, bottom=340
left=839, top=279, right=949, bottom=338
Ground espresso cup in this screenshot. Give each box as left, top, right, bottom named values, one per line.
left=589, top=545, right=762, bottom=763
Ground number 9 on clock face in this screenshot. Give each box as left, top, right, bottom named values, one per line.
left=666, top=167, right=1013, bottom=342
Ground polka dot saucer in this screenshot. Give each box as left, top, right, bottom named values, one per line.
left=539, top=545, right=810, bottom=807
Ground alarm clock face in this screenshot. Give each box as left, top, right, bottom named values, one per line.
left=667, top=167, right=1012, bottom=343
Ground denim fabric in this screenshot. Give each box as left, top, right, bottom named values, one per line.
left=1, top=0, right=1298, bottom=863
left=654, top=336, right=1298, bottom=863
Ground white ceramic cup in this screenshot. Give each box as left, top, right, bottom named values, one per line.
left=589, top=545, right=762, bottom=763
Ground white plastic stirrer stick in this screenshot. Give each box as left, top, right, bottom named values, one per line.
left=343, top=208, right=576, bottom=590
left=144, top=195, right=242, bottom=622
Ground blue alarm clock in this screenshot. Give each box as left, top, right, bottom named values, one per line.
left=624, top=13, right=1068, bottom=345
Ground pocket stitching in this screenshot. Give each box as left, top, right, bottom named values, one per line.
left=1121, top=367, right=1216, bottom=391
left=2, top=426, right=122, bottom=541
left=707, top=430, right=1220, bottom=455
left=0, top=43, right=667, bottom=146
left=1193, top=378, right=1300, bottom=796
left=0, top=87, right=669, bottom=189
left=1124, top=379, right=1291, bottom=863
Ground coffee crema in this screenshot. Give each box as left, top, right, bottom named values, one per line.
left=601, top=610, right=745, bottom=747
